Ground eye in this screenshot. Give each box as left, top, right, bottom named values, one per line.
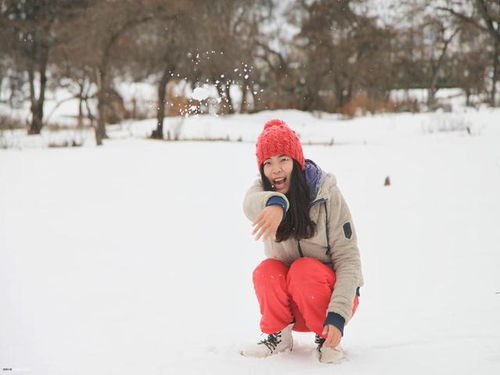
left=263, top=160, right=271, bottom=166
left=280, top=157, right=289, bottom=162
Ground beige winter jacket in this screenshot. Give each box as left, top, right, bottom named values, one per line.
left=243, top=173, right=364, bottom=324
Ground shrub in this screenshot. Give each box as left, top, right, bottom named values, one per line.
left=338, top=93, right=396, bottom=117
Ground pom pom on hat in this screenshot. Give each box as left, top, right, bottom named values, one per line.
left=256, top=119, right=305, bottom=170
left=263, top=118, right=287, bottom=130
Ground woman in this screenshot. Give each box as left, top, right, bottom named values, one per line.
left=241, top=119, right=363, bottom=364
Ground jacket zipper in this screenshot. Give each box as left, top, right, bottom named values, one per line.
left=296, top=198, right=331, bottom=257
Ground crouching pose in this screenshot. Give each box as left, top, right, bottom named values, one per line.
left=241, top=119, right=363, bottom=364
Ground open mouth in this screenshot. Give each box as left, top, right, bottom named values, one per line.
left=273, top=177, right=287, bottom=190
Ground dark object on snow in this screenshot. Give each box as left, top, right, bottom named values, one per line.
left=384, top=176, right=391, bottom=186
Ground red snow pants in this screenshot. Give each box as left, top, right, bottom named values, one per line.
left=253, top=257, right=359, bottom=336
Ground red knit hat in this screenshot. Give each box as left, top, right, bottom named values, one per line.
left=256, top=119, right=305, bottom=170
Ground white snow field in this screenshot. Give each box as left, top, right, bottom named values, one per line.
left=1, top=109, right=500, bottom=375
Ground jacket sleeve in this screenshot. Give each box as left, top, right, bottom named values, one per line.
left=326, top=184, right=363, bottom=324
left=242, top=179, right=289, bottom=222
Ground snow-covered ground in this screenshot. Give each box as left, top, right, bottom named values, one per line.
left=1, top=109, right=500, bottom=374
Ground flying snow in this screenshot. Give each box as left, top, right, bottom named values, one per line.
left=191, top=86, right=210, bottom=101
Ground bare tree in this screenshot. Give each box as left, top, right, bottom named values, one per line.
left=62, top=0, right=178, bottom=145
left=142, top=5, right=196, bottom=139
left=438, top=0, right=500, bottom=106
left=422, top=16, right=460, bottom=108
left=253, top=1, right=300, bottom=111
left=189, top=0, right=268, bottom=114
left=0, top=0, right=91, bottom=134
left=289, top=0, right=393, bottom=112
left=452, top=22, right=489, bottom=106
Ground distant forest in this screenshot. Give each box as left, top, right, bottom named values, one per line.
left=1, top=0, right=499, bottom=144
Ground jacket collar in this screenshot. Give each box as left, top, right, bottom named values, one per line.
left=304, top=159, right=327, bottom=201
left=304, top=160, right=338, bottom=203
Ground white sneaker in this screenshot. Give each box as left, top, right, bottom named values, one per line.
left=315, top=334, right=345, bottom=363
left=241, top=324, right=294, bottom=358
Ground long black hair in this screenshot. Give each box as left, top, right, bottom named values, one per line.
left=260, top=159, right=316, bottom=242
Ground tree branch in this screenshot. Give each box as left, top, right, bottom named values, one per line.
left=475, top=0, right=500, bottom=40
left=256, top=41, right=287, bottom=70
left=436, top=6, right=487, bottom=32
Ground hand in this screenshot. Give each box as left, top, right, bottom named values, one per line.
left=252, top=205, right=283, bottom=241
left=322, top=324, right=342, bottom=348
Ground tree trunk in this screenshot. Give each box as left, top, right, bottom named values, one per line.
left=346, top=79, right=354, bottom=105
left=28, top=44, right=48, bottom=135
left=302, top=87, right=315, bottom=111
left=240, top=83, right=248, bottom=113
left=250, top=84, right=259, bottom=111
left=27, top=60, right=36, bottom=133
left=491, top=37, right=499, bottom=107
left=427, top=87, right=437, bottom=109
left=95, top=66, right=108, bottom=146
left=30, top=103, right=44, bottom=135
left=95, top=91, right=104, bottom=146
left=152, top=66, right=170, bottom=139
left=77, top=82, right=85, bottom=128
left=215, top=81, right=225, bottom=113
left=465, top=88, right=471, bottom=107
left=84, top=97, right=96, bottom=130
left=334, top=76, right=345, bottom=110
left=427, top=29, right=459, bottom=109
left=224, top=83, right=234, bottom=114
left=427, top=63, right=439, bottom=108
left=8, top=79, right=16, bottom=107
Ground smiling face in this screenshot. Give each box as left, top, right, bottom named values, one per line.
left=262, top=154, right=294, bottom=194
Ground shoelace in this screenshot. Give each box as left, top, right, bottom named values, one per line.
left=314, top=334, right=326, bottom=350
left=259, top=331, right=282, bottom=352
